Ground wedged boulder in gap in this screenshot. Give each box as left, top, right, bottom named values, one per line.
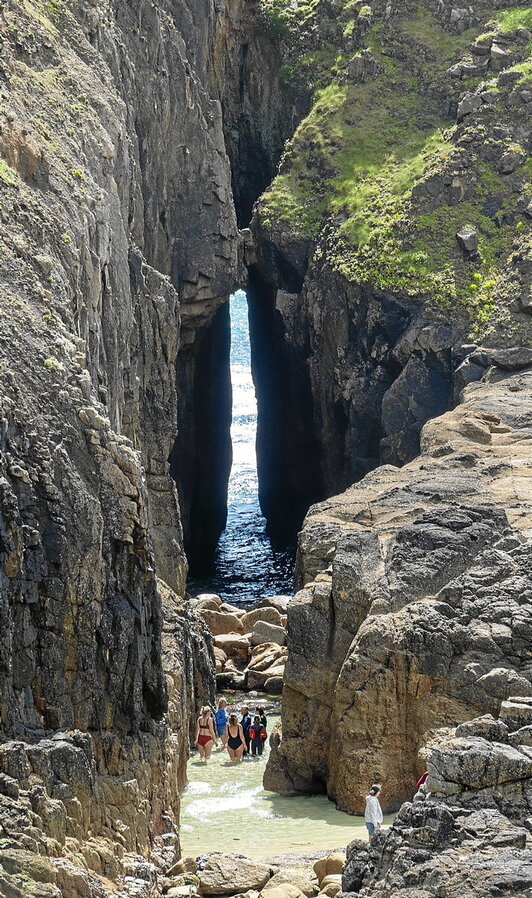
left=262, top=869, right=317, bottom=897
left=199, top=609, right=244, bottom=635
left=192, top=593, right=222, bottom=612
left=213, top=634, right=250, bottom=659
left=198, top=854, right=273, bottom=894
left=257, top=596, right=292, bottom=614
left=252, top=621, right=286, bottom=647
left=240, top=606, right=284, bottom=631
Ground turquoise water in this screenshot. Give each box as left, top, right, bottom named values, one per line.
left=180, top=715, right=387, bottom=858
left=188, top=291, right=293, bottom=604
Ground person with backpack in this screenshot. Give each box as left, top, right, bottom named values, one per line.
left=214, top=697, right=229, bottom=748
left=249, top=714, right=267, bottom=756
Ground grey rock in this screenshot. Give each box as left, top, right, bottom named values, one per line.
left=456, top=225, right=479, bottom=252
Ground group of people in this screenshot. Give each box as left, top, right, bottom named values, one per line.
left=194, top=698, right=268, bottom=763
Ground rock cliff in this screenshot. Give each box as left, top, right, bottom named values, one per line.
left=0, top=0, right=236, bottom=893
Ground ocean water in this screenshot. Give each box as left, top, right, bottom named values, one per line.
left=188, top=291, right=294, bottom=605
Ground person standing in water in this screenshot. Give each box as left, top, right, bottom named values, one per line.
left=194, top=706, right=217, bottom=761
left=215, top=697, right=229, bottom=748
left=364, top=784, right=383, bottom=838
left=226, top=713, right=245, bottom=762
left=249, top=714, right=267, bottom=756
left=240, top=705, right=252, bottom=754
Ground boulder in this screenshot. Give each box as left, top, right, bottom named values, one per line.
left=318, top=883, right=341, bottom=898
left=192, top=594, right=222, bottom=611
left=248, top=643, right=287, bottom=672
left=198, top=854, right=272, bottom=894
left=264, top=675, right=284, bottom=694
left=199, top=610, right=244, bottom=636
left=455, top=715, right=508, bottom=742
left=457, top=91, right=482, bottom=121
left=240, top=607, right=284, bottom=632
left=500, top=697, right=532, bottom=730
left=213, top=634, right=251, bottom=659
left=313, top=854, right=345, bottom=885
left=213, top=647, right=227, bottom=673
left=456, top=225, right=478, bottom=253
left=167, top=857, right=197, bottom=876
left=263, top=870, right=316, bottom=897
left=220, top=602, right=245, bottom=615
left=428, top=737, right=532, bottom=790
left=251, top=621, right=286, bottom=647
left=260, top=886, right=305, bottom=898
left=257, top=596, right=292, bottom=614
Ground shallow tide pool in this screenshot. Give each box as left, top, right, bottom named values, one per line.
left=180, top=718, right=392, bottom=858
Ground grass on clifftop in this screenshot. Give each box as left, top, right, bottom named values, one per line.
left=257, top=2, right=531, bottom=326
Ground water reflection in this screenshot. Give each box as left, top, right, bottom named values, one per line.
left=188, top=290, right=294, bottom=604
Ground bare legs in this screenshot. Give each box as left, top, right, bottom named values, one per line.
left=197, top=739, right=214, bottom=761
left=227, top=744, right=244, bottom=762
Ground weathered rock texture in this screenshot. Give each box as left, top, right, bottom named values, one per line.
left=0, top=0, right=247, bottom=894
left=342, top=706, right=532, bottom=897
left=250, top=0, right=532, bottom=541
left=265, top=369, right=532, bottom=811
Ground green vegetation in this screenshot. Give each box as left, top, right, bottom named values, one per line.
left=495, top=5, right=532, bottom=33
left=256, top=0, right=531, bottom=330
left=0, top=160, right=18, bottom=187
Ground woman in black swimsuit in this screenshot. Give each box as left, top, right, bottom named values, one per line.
left=226, top=713, right=245, bottom=762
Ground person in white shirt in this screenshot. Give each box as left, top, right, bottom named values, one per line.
left=364, top=783, right=383, bottom=838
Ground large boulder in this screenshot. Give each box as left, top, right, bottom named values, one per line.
left=252, top=622, right=286, bottom=647
left=257, top=596, right=292, bottom=614
left=213, top=634, right=251, bottom=659
left=199, top=609, right=244, bottom=636
left=240, top=606, right=284, bottom=632
left=198, top=855, right=273, bottom=894
left=263, top=870, right=317, bottom=897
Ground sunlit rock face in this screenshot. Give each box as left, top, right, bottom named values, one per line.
left=265, top=370, right=532, bottom=811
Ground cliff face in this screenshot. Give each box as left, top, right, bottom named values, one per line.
left=258, top=0, right=532, bottom=812
left=0, top=0, right=236, bottom=894
left=250, top=0, right=532, bottom=538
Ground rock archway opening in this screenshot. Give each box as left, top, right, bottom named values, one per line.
left=185, top=288, right=296, bottom=602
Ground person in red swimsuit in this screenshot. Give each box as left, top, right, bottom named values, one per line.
left=194, top=706, right=217, bottom=761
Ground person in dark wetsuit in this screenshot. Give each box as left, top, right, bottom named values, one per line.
left=240, top=705, right=252, bottom=754
left=194, top=705, right=217, bottom=761
left=250, top=715, right=267, bottom=756
left=255, top=706, right=267, bottom=731
left=226, top=713, right=245, bottom=762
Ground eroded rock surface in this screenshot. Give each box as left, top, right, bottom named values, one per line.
left=265, top=370, right=532, bottom=810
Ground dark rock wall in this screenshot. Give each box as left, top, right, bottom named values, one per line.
left=0, top=0, right=237, bottom=891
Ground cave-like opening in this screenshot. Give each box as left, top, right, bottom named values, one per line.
left=186, top=289, right=295, bottom=602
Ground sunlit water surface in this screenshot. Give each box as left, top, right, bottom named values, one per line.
left=180, top=716, right=392, bottom=858
left=188, top=291, right=294, bottom=605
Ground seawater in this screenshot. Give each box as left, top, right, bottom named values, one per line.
left=180, top=715, right=391, bottom=858
left=188, top=290, right=294, bottom=605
